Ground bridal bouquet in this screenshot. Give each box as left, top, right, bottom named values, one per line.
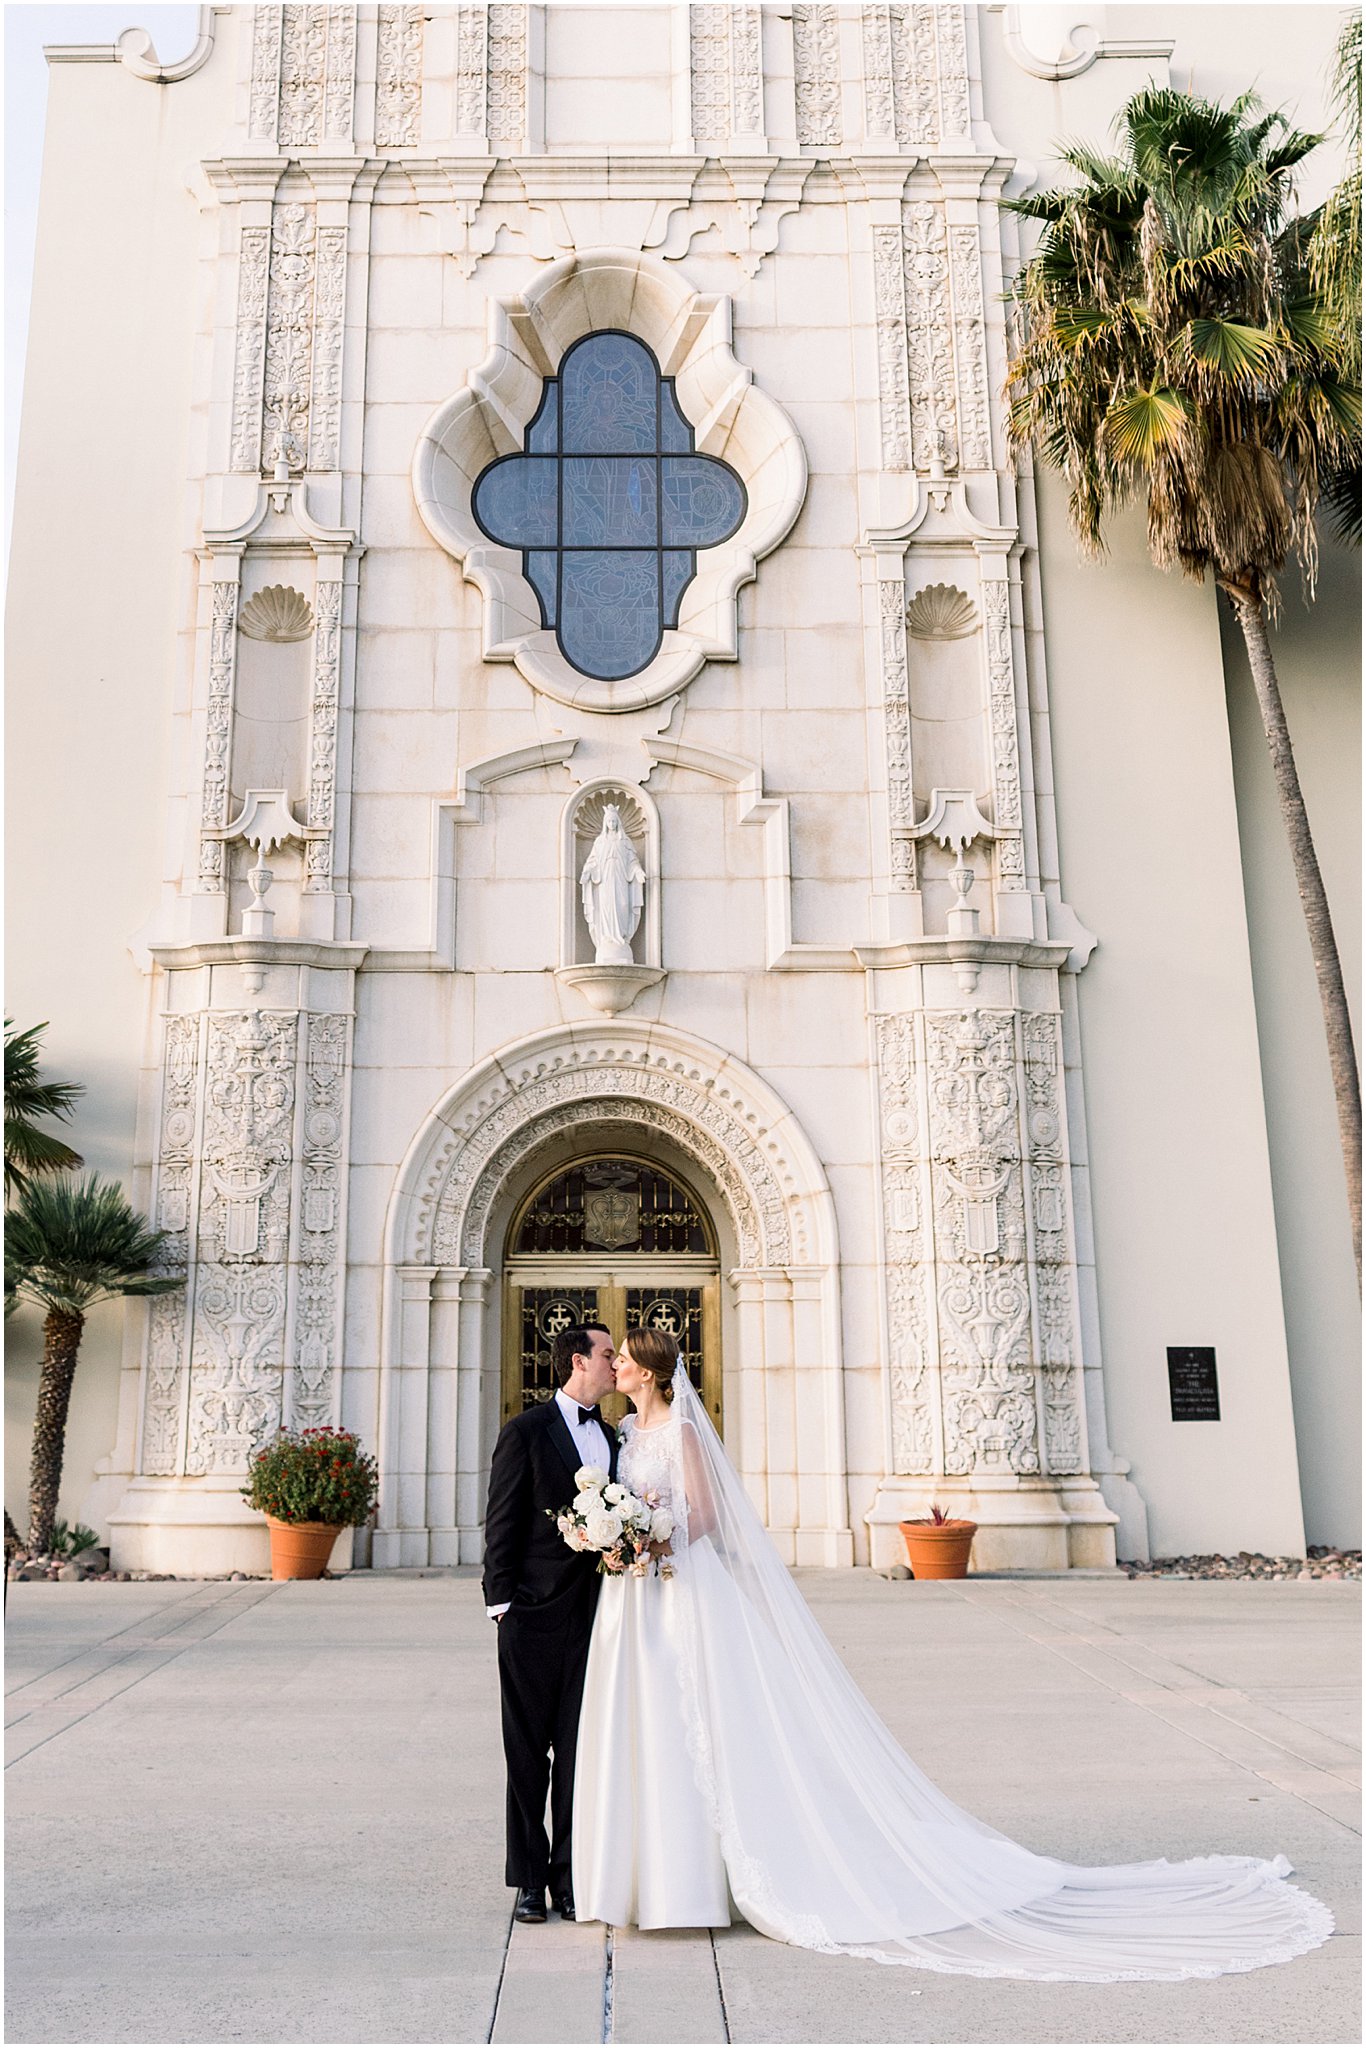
left=552, top=1465, right=675, bottom=1577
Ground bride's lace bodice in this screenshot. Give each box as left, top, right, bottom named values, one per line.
left=618, top=1411, right=686, bottom=1538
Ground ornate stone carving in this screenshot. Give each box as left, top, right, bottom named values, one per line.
left=690, top=4, right=763, bottom=145
left=248, top=6, right=284, bottom=141
left=185, top=1012, right=297, bottom=1475
left=308, top=224, right=347, bottom=472
left=486, top=4, right=528, bottom=147
left=293, top=1013, right=348, bottom=1429
left=860, top=4, right=897, bottom=143
left=905, top=583, right=977, bottom=641
left=1024, top=1013, right=1084, bottom=1473
left=321, top=5, right=356, bottom=144
left=239, top=585, right=313, bottom=644
left=878, top=576, right=917, bottom=891
left=793, top=4, right=841, bottom=147
left=421, top=1050, right=802, bottom=1271
left=198, top=580, right=239, bottom=892
left=872, top=223, right=912, bottom=473
left=229, top=225, right=270, bottom=475
left=862, top=4, right=972, bottom=147
left=262, top=203, right=317, bottom=475
left=982, top=578, right=1026, bottom=885
left=934, top=2, right=973, bottom=141
left=375, top=4, right=423, bottom=148
left=141, top=1016, right=203, bottom=1474
left=305, top=576, right=342, bottom=892
left=875, top=1014, right=933, bottom=1473
left=454, top=4, right=489, bottom=137
left=926, top=1010, right=1038, bottom=1478
left=902, top=200, right=957, bottom=471
left=949, top=223, right=991, bottom=473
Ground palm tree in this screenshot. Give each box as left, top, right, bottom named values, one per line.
left=6, top=1176, right=181, bottom=1554
left=1005, top=86, right=1363, bottom=1285
left=5, top=1020, right=82, bottom=1198
left=1309, top=12, right=1362, bottom=540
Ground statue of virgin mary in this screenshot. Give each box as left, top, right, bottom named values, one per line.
left=580, top=806, right=645, bottom=966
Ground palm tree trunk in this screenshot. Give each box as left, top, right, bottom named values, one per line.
left=1223, top=575, right=1362, bottom=1290
left=27, top=1307, right=84, bottom=1554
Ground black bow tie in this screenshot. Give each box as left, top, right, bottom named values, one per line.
left=577, top=1405, right=603, bottom=1428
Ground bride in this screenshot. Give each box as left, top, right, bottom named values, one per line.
left=572, top=1328, right=1333, bottom=1982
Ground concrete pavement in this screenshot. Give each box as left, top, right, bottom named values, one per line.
left=4, top=1572, right=1359, bottom=2045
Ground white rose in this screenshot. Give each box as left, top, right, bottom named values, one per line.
left=575, top=1465, right=609, bottom=1491
left=572, top=1490, right=598, bottom=1517
left=585, top=1509, right=624, bottom=1550
left=603, top=1483, right=627, bottom=1503
left=650, top=1509, right=674, bottom=1542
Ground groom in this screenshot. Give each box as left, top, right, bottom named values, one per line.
left=483, top=1320, right=618, bottom=1925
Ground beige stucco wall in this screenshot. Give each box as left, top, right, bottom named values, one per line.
left=4, top=56, right=227, bottom=1533
left=1221, top=538, right=1362, bottom=1549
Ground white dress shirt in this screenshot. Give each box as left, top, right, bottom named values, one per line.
left=487, top=1388, right=612, bottom=1619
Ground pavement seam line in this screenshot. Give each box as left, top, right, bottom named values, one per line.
left=3, top=1583, right=231, bottom=1702
left=966, top=1591, right=1361, bottom=1835
left=708, top=1930, right=731, bottom=2044
left=602, top=1923, right=614, bottom=2044
left=3, top=1585, right=279, bottom=1769
left=486, top=1906, right=515, bottom=2045
left=4, top=1583, right=267, bottom=1723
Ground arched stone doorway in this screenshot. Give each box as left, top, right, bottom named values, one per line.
left=378, top=1022, right=850, bottom=1570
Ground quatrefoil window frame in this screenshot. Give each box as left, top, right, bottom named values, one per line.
left=412, top=249, right=807, bottom=714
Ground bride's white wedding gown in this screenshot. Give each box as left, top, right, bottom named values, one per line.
left=572, top=1378, right=1333, bottom=1982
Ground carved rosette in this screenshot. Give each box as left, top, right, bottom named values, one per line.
left=690, top=4, right=764, bottom=146
left=198, top=581, right=240, bottom=892
left=141, top=1017, right=204, bottom=1473
left=877, top=577, right=917, bottom=891
left=793, top=5, right=841, bottom=147
left=375, top=4, right=423, bottom=149
left=982, top=577, right=1026, bottom=886
left=875, top=1008, right=1088, bottom=1483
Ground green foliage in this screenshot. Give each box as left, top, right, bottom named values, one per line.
left=49, top=1520, right=100, bottom=1559
left=1307, top=12, right=1362, bottom=540
left=241, top=1427, right=380, bottom=1528
left=5, top=1175, right=180, bottom=1319
left=5, top=1021, right=82, bottom=1199
left=1006, top=84, right=1361, bottom=596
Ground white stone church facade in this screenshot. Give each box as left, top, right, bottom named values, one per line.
left=7, top=4, right=1359, bottom=1575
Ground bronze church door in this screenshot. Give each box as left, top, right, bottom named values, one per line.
left=502, top=1157, right=722, bottom=1430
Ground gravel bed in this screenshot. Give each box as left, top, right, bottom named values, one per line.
left=1119, top=1544, right=1361, bottom=1581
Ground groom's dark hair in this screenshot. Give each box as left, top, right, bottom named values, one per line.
left=551, top=1322, right=612, bottom=1386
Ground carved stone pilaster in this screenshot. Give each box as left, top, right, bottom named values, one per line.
left=375, top=4, right=423, bottom=149
left=793, top=4, right=840, bottom=148
left=140, top=1016, right=204, bottom=1474
left=250, top=5, right=357, bottom=149
left=902, top=199, right=957, bottom=471
left=307, top=221, right=347, bottom=473
left=878, top=576, right=917, bottom=891
left=690, top=4, right=765, bottom=148
left=981, top=575, right=1026, bottom=887
left=304, top=573, right=343, bottom=891
left=948, top=222, right=991, bottom=473
left=229, top=225, right=270, bottom=474
left=262, top=202, right=318, bottom=473
left=872, top=224, right=912, bottom=473
left=292, top=1012, right=349, bottom=1428
left=875, top=1006, right=1090, bottom=1489
left=454, top=3, right=490, bottom=139
left=197, top=576, right=240, bottom=893
left=861, top=4, right=972, bottom=148
left=487, top=3, right=529, bottom=147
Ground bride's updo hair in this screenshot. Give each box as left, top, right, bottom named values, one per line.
left=624, top=1327, right=680, bottom=1402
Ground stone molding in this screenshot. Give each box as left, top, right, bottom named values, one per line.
left=410, top=247, right=807, bottom=713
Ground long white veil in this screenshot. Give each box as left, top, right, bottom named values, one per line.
left=666, top=1371, right=1332, bottom=1982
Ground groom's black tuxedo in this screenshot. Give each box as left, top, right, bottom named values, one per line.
left=483, top=1398, right=618, bottom=1895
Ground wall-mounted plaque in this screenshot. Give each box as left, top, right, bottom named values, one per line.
left=1167, top=1347, right=1220, bottom=1421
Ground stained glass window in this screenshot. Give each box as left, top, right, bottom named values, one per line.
left=471, top=332, right=747, bottom=682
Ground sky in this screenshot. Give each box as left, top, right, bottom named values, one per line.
left=4, top=5, right=200, bottom=549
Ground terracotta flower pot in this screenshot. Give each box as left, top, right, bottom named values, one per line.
left=265, top=1516, right=344, bottom=1581
left=898, top=1518, right=977, bottom=1580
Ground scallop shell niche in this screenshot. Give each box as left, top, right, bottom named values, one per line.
left=238, top=585, right=314, bottom=644
left=905, top=584, right=978, bottom=641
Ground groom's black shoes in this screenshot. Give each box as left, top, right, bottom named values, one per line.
left=514, top=1888, right=548, bottom=1924
left=552, top=1893, right=576, bottom=1920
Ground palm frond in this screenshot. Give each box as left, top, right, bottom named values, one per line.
left=1179, top=317, right=1282, bottom=381
left=6, top=1175, right=180, bottom=1318
left=1104, top=386, right=1191, bottom=465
